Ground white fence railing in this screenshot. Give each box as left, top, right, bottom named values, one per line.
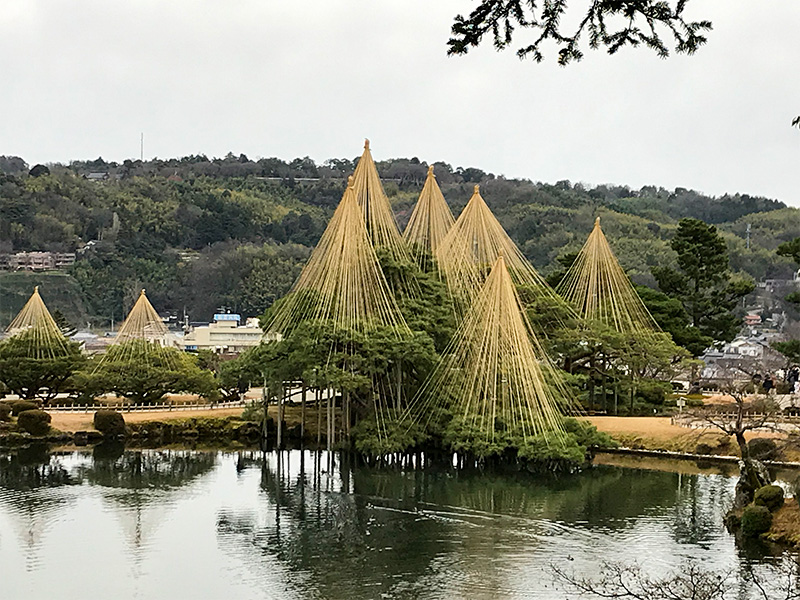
left=46, top=399, right=247, bottom=413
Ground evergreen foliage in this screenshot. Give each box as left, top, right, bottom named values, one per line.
left=78, top=341, right=218, bottom=404
left=447, top=0, right=711, bottom=65
left=740, top=504, right=772, bottom=538
left=652, top=218, right=754, bottom=353
left=93, top=410, right=127, bottom=437
left=16, top=409, right=51, bottom=436
left=0, top=331, right=85, bottom=402
left=753, top=485, right=784, bottom=512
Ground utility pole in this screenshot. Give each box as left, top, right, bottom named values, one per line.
left=140, top=132, right=144, bottom=161
left=746, top=223, right=751, bottom=250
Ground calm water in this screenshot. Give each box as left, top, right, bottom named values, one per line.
left=0, top=446, right=791, bottom=599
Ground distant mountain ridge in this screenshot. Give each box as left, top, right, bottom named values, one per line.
left=0, top=153, right=795, bottom=326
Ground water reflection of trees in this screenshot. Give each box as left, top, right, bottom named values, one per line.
left=0, top=446, right=218, bottom=566
left=77, top=445, right=216, bottom=489
left=216, top=453, right=740, bottom=599
left=0, top=445, right=77, bottom=561
left=217, top=451, right=453, bottom=599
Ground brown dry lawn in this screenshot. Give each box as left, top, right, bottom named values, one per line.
left=584, top=416, right=694, bottom=441
left=582, top=416, right=787, bottom=455
left=49, top=408, right=245, bottom=432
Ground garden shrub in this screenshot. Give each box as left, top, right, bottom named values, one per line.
left=748, top=437, right=779, bottom=461
left=635, top=379, right=672, bottom=406
left=562, top=417, right=618, bottom=449
left=9, top=400, right=38, bottom=416
left=93, top=410, right=126, bottom=437
left=17, top=410, right=52, bottom=436
left=695, top=442, right=713, bottom=455
left=0, top=402, right=11, bottom=422
left=754, top=485, right=785, bottom=512
left=741, top=504, right=773, bottom=538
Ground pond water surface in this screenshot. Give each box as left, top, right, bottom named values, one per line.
left=0, top=447, right=792, bottom=599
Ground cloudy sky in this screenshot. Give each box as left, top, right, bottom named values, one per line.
left=2, top=1, right=799, bottom=204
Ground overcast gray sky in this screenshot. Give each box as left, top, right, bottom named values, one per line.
left=2, top=1, right=799, bottom=204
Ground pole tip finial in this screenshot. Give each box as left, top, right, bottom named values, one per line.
left=474, top=184, right=480, bottom=194
left=34, top=286, right=39, bottom=292
left=347, top=175, right=354, bottom=187
left=427, top=165, right=434, bottom=175
left=595, top=216, right=601, bottom=226
left=140, top=288, right=146, bottom=296
left=364, top=139, right=370, bottom=150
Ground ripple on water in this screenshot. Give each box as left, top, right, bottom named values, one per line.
left=0, top=450, right=787, bottom=600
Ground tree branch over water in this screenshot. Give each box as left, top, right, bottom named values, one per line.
left=447, top=0, right=712, bottom=65
left=553, top=560, right=800, bottom=600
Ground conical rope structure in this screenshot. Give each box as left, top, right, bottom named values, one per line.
left=403, top=165, right=455, bottom=270
left=4, top=287, right=71, bottom=359
left=267, top=176, right=410, bottom=338
left=97, top=289, right=178, bottom=369
left=436, top=185, right=572, bottom=326
left=351, top=139, right=411, bottom=263
left=404, top=255, right=570, bottom=443
left=557, top=217, right=660, bottom=337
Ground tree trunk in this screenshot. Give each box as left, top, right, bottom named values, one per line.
left=277, top=385, right=285, bottom=450
left=316, top=387, right=322, bottom=448
left=326, top=393, right=332, bottom=453
left=261, top=375, right=269, bottom=448
left=301, top=383, right=307, bottom=443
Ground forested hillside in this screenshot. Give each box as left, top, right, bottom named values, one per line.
left=0, top=152, right=796, bottom=327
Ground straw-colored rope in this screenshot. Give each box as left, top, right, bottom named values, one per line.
left=436, top=185, right=570, bottom=323
left=557, top=217, right=660, bottom=337
left=405, top=255, right=569, bottom=442
left=351, top=139, right=410, bottom=261
left=97, top=289, right=179, bottom=368
left=4, top=287, right=70, bottom=359
left=403, top=165, right=455, bottom=270
left=267, top=177, right=410, bottom=338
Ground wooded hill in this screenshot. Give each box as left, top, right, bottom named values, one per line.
left=0, top=153, right=797, bottom=327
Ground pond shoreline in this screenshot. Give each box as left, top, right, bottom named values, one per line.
left=596, top=446, right=800, bottom=470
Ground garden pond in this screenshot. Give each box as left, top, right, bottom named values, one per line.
left=0, top=446, right=796, bottom=599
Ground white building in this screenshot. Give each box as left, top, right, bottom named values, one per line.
left=182, top=313, right=265, bottom=354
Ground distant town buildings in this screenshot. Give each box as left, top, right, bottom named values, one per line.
left=701, top=334, right=787, bottom=383
left=182, top=313, right=268, bottom=354
left=0, top=251, right=76, bottom=271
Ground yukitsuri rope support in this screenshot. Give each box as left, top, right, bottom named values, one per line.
left=267, top=176, right=409, bottom=338
left=436, top=185, right=573, bottom=330
left=403, top=165, right=455, bottom=271
left=557, top=217, right=660, bottom=337
left=5, top=287, right=70, bottom=359
left=97, top=289, right=179, bottom=369
left=351, top=139, right=410, bottom=263
left=265, top=173, right=411, bottom=440
left=405, top=255, right=570, bottom=443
